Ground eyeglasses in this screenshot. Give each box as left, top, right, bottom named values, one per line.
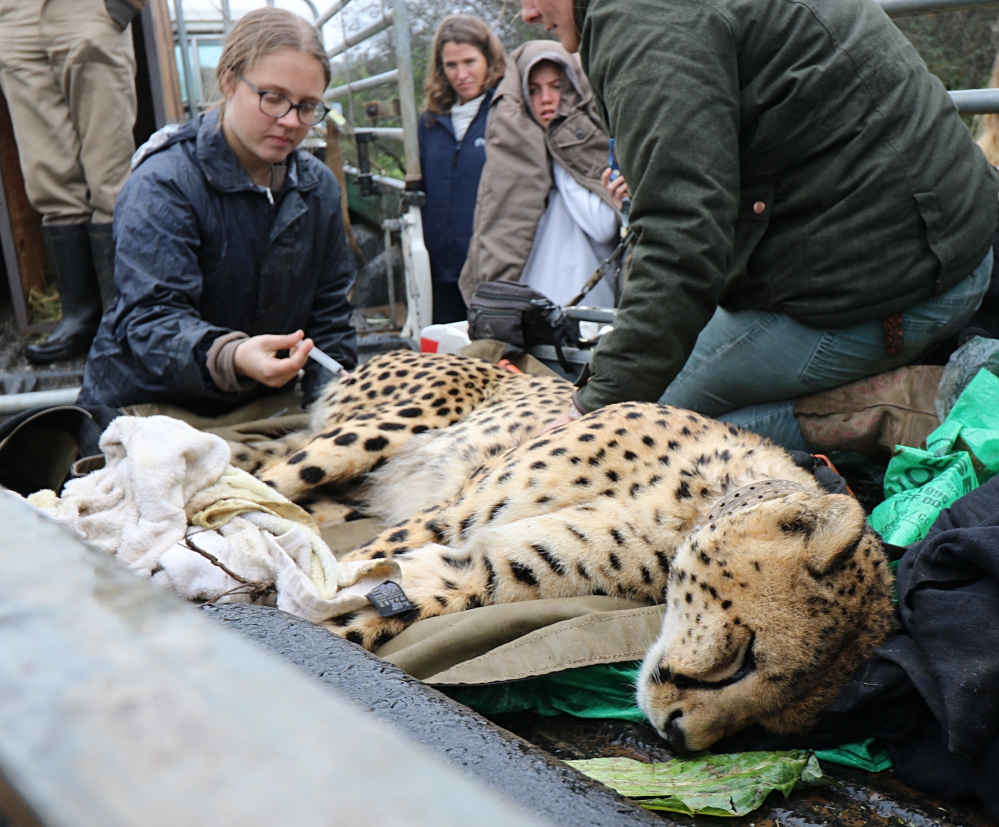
left=239, top=75, right=329, bottom=126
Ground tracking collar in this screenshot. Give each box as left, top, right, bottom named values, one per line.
left=706, top=479, right=809, bottom=524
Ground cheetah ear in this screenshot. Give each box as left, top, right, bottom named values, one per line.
left=802, top=494, right=867, bottom=578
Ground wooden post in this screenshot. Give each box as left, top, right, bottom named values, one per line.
left=326, top=121, right=366, bottom=265
left=136, top=0, right=185, bottom=129
left=0, top=87, right=50, bottom=336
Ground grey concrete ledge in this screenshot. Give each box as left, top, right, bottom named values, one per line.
left=203, top=604, right=669, bottom=827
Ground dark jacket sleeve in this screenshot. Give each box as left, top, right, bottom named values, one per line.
left=576, top=0, right=741, bottom=411
left=301, top=174, right=358, bottom=406
left=109, top=167, right=234, bottom=401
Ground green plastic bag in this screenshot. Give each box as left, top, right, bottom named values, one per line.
left=815, top=738, right=892, bottom=773
left=566, top=751, right=832, bottom=817
left=446, top=662, right=648, bottom=723
left=927, top=367, right=999, bottom=476
left=870, top=368, right=999, bottom=546
left=868, top=448, right=977, bottom=546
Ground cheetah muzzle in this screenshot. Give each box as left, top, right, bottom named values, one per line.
left=250, top=352, right=896, bottom=751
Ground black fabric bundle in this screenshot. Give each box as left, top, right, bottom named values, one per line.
left=717, top=474, right=999, bottom=816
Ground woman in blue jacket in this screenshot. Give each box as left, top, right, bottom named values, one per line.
left=418, top=16, right=506, bottom=323
left=79, top=8, right=356, bottom=416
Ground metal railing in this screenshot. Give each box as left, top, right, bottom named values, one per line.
left=878, top=0, right=999, bottom=16
left=313, top=0, right=430, bottom=339
left=327, top=68, right=399, bottom=99
left=326, top=11, right=394, bottom=59
left=948, top=88, right=999, bottom=114
left=872, top=0, right=999, bottom=112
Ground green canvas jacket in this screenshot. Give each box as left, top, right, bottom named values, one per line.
left=573, top=0, right=998, bottom=412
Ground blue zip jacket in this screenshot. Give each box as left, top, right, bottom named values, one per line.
left=418, top=89, right=493, bottom=285
left=79, top=109, right=357, bottom=416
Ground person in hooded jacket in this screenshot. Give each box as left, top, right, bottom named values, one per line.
left=459, top=41, right=624, bottom=308
left=77, top=7, right=356, bottom=416
left=418, top=15, right=506, bottom=323
left=522, top=0, right=998, bottom=451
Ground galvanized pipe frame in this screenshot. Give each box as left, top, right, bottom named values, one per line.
left=317, top=0, right=355, bottom=29
left=947, top=88, right=999, bottom=113
left=389, top=0, right=423, bottom=185
left=871, top=0, right=999, bottom=111
left=878, top=0, right=999, bottom=16
left=172, top=0, right=199, bottom=117
left=326, top=10, right=395, bottom=59
left=354, top=127, right=405, bottom=141
left=326, top=68, right=400, bottom=99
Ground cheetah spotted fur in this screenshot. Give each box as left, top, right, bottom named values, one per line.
left=298, top=362, right=893, bottom=752
left=250, top=351, right=572, bottom=525
left=250, top=352, right=894, bottom=751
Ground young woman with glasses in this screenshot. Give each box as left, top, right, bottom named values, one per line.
left=78, top=7, right=356, bottom=416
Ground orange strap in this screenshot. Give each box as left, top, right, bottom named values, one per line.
left=497, top=359, right=522, bottom=374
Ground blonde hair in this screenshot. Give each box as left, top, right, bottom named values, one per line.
left=978, top=54, right=999, bottom=166
left=424, top=15, right=506, bottom=116
left=216, top=7, right=331, bottom=97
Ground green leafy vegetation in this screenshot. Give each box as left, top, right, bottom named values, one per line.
left=566, top=751, right=832, bottom=817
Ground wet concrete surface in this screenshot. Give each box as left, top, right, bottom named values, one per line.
left=203, top=603, right=667, bottom=827
left=205, top=604, right=996, bottom=827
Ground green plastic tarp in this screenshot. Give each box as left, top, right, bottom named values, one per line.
left=870, top=368, right=999, bottom=546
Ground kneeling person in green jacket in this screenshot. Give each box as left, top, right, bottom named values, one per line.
left=523, top=0, right=998, bottom=449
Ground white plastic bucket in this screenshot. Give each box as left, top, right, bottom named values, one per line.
left=420, top=321, right=471, bottom=354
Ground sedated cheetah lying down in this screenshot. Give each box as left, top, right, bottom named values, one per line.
left=250, top=352, right=895, bottom=753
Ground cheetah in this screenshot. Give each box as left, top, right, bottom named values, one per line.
left=322, top=396, right=893, bottom=753
left=245, top=351, right=894, bottom=752
left=252, top=351, right=572, bottom=525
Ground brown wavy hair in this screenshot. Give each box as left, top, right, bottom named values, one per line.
left=979, top=54, right=999, bottom=167
left=216, top=7, right=331, bottom=100
left=424, top=15, right=506, bottom=115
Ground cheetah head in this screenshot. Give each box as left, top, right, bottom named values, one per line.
left=638, top=491, right=895, bottom=753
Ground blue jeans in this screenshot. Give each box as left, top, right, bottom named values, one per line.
left=659, top=250, right=993, bottom=451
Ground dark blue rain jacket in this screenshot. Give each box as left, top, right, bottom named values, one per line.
left=79, top=109, right=356, bottom=416
left=418, top=89, right=493, bottom=285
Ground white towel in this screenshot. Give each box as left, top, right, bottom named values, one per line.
left=24, top=416, right=400, bottom=624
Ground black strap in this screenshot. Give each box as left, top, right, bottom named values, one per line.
left=565, top=230, right=636, bottom=308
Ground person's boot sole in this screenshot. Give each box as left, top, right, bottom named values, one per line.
left=25, top=339, right=91, bottom=364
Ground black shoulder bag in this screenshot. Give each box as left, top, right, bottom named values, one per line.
left=467, top=281, right=582, bottom=371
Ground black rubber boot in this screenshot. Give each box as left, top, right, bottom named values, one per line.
left=25, top=223, right=103, bottom=364
left=88, top=221, right=116, bottom=310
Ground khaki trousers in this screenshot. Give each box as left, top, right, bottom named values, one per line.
left=0, top=0, right=136, bottom=224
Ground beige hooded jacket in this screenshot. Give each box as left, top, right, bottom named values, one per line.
left=458, top=41, right=616, bottom=304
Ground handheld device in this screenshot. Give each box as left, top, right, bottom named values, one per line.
left=608, top=138, right=622, bottom=182
left=608, top=138, right=631, bottom=221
